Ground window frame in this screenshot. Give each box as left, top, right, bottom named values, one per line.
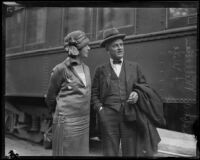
left=94, top=8, right=136, bottom=41
left=6, top=7, right=138, bottom=53
left=63, top=7, right=94, bottom=41
left=24, top=7, right=47, bottom=46
left=166, top=8, right=197, bottom=29
left=6, top=8, right=25, bottom=51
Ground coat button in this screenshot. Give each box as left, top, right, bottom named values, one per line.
left=142, top=150, right=147, bottom=154
left=67, top=86, right=72, bottom=90
left=66, top=78, right=72, bottom=83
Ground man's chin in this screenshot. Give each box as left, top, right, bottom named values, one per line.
left=118, top=52, right=124, bottom=57
left=117, top=55, right=124, bottom=59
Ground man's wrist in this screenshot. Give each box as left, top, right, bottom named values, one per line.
left=95, top=103, right=103, bottom=112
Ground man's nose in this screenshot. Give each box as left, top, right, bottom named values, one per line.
left=118, top=45, right=123, bottom=50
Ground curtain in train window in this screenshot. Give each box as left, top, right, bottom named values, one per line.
left=167, top=8, right=197, bottom=29
left=97, top=8, right=135, bottom=39
left=6, top=9, right=24, bottom=49
left=25, top=8, right=47, bottom=44
left=64, top=8, right=93, bottom=39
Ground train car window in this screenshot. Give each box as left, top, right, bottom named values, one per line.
left=167, top=8, right=197, bottom=29
left=6, top=9, right=25, bottom=50
left=63, top=8, right=93, bottom=40
left=25, top=7, right=47, bottom=45
left=45, top=7, right=63, bottom=48
left=96, top=8, right=135, bottom=40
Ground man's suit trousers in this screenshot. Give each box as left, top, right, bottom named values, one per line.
left=98, top=106, right=137, bottom=156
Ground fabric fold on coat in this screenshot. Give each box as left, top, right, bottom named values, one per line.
left=124, top=83, right=166, bottom=157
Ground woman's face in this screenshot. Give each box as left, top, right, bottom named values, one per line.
left=79, top=45, right=90, bottom=58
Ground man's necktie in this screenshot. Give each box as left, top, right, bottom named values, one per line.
left=113, top=60, right=122, bottom=64
left=71, top=62, right=79, bottom=66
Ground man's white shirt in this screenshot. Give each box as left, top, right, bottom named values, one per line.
left=110, top=58, right=123, bottom=77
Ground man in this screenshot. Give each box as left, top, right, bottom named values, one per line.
left=91, top=28, right=165, bottom=157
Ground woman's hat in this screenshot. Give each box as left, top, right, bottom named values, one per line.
left=64, top=30, right=89, bottom=57
left=64, top=30, right=89, bottom=50
left=100, top=28, right=126, bottom=47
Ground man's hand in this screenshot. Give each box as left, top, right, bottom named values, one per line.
left=127, top=91, right=138, bottom=104
left=99, top=106, right=103, bottom=112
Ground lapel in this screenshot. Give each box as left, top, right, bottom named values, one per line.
left=124, top=60, right=132, bottom=82
left=124, top=60, right=133, bottom=93
left=82, top=63, right=90, bottom=87
left=71, top=66, right=85, bottom=87
left=102, top=62, right=112, bottom=87
left=101, top=60, right=132, bottom=89
left=64, top=58, right=86, bottom=87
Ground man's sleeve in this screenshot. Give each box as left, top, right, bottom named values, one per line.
left=134, top=63, right=166, bottom=126
left=132, top=63, right=148, bottom=96
left=45, top=67, right=63, bottom=113
left=91, top=67, right=103, bottom=112
left=137, top=63, right=148, bottom=84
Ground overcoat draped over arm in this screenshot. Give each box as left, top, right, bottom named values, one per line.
left=125, top=83, right=166, bottom=157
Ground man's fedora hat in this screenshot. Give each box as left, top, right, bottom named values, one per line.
left=100, top=28, right=126, bottom=47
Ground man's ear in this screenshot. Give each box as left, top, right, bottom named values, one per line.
left=105, top=43, right=110, bottom=51
left=106, top=51, right=109, bottom=57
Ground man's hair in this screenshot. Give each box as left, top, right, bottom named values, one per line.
left=105, top=42, right=110, bottom=51
left=104, top=39, right=114, bottom=51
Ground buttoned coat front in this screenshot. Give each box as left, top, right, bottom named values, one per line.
left=92, top=60, right=146, bottom=112
left=46, top=57, right=91, bottom=156
left=46, top=58, right=91, bottom=116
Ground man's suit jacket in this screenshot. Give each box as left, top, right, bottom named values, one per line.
left=91, top=60, right=147, bottom=111
left=91, top=60, right=166, bottom=156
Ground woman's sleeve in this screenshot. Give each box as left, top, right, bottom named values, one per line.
left=91, top=67, right=103, bottom=112
left=45, top=66, right=63, bottom=113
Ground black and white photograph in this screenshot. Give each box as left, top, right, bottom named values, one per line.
left=2, top=1, right=199, bottom=159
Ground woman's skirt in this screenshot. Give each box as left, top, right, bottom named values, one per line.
left=52, top=113, right=90, bottom=156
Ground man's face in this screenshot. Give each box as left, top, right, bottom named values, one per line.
left=107, top=39, right=124, bottom=60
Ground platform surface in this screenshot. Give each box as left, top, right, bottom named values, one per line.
left=157, top=128, right=197, bottom=157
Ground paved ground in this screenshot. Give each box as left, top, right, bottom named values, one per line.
left=4, top=134, right=102, bottom=157
left=5, top=134, right=52, bottom=156
left=4, top=133, right=193, bottom=158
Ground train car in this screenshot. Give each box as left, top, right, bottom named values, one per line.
left=4, top=6, right=198, bottom=146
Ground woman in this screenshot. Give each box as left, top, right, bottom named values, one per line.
left=45, top=31, right=91, bottom=156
